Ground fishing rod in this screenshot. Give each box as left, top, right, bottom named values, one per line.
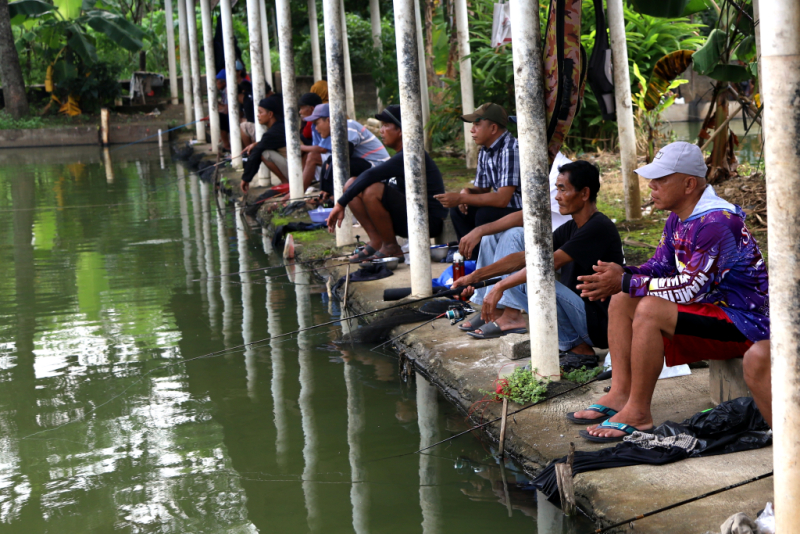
left=371, top=373, right=607, bottom=463
left=593, top=471, right=774, bottom=533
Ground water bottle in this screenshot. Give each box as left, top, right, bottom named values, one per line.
left=452, top=252, right=465, bottom=281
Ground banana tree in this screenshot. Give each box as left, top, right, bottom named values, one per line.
left=9, top=0, right=144, bottom=113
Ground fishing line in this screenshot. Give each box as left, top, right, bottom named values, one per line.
left=196, top=254, right=353, bottom=280
left=370, top=313, right=447, bottom=352
left=593, top=471, right=774, bottom=533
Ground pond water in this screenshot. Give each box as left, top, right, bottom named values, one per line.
left=667, top=119, right=763, bottom=165
left=0, top=146, right=591, bottom=533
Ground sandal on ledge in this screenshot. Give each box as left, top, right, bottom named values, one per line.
left=565, top=404, right=618, bottom=425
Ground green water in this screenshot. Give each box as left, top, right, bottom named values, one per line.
left=0, top=146, right=591, bottom=533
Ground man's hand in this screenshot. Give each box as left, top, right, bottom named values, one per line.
left=326, top=203, right=345, bottom=233
left=459, top=228, right=483, bottom=259
left=433, top=191, right=463, bottom=209
left=457, top=188, right=471, bottom=214
left=240, top=180, right=250, bottom=194
left=481, top=284, right=504, bottom=322
left=576, top=261, right=625, bottom=302
left=451, top=273, right=476, bottom=301
left=243, top=142, right=256, bottom=156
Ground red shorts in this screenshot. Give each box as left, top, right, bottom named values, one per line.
left=663, top=303, right=753, bottom=367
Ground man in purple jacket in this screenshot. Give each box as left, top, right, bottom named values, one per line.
left=566, top=142, right=769, bottom=442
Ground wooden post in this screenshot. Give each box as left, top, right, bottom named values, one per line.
left=100, top=108, right=110, bottom=146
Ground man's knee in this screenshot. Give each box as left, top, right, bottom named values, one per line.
left=743, top=340, right=770, bottom=386
left=632, top=296, right=674, bottom=327
left=363, top=182, right=384, bottom=201
left=609, top=291, right=634, bottom=319
left=343, top=177, right=356, bottom=192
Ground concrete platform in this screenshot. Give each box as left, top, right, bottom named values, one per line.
left=326, top=260, right=774, bottom=533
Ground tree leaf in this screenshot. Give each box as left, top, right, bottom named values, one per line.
left=8, top=0, right=56, bottom=18
left=682, top=0, right=711, bottom=16
left=692, top=29, right=726, bottom=75
left=84, top=10, right=144, bottom=51
left=707, top=64, right=752, bottom=82
left=53, top=0, right=82, bottom=20
left=734, top=35, right=756, bottom=62
left=52, top=60, right=78, bottom=84
left=629, top=0, right=689, bottom=18
left=67, top=24, right=97, bottom=63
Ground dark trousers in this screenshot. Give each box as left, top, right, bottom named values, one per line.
left=450, top=205, right=522, bottom=260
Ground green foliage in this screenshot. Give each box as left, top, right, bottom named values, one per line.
left=480, top=367, right=549, bottom=405
left=0, top=110, right=47, bottom=130
left=632, top=63, right=687, bottom=162
left=62, top=61, right=123, bottom=112
left=562, top=365, right=603, bottom=383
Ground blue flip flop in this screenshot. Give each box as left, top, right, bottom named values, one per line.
left=565, top=404, right=618, bottom=425
left=579, top=420, right=640, bottom=443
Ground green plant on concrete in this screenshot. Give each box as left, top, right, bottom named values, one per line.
left=0, top=110, right=46, bottom=129
left=562, top=365, right=603, bottom=383
left=632, top=62, right=687, bottom=162
left=480, top=367, right=549, bottom=405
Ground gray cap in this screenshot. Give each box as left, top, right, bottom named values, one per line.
left=634, top=141, right=708, bottom=180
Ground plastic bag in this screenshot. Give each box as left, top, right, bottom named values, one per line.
left=755, top=502, right=775, bottom=534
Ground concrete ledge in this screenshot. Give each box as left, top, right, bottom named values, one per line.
left=0, top=126, right=97, bottom=148
left=499, top=333, right=530, bottom=360
left=710, top=358, right=752, bottom=405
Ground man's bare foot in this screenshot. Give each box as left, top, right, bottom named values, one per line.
left=473, top=311, right=527, bottom=335
left=571, top=392, right=629, bottom=423
left=377, top=244, right=404, bottom=259
left=585, top=407, right=653, bottom=439
left=564, top=342, right=595, bottom=356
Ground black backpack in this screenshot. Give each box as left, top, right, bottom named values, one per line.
left=586, top=0, right=616, bottom=121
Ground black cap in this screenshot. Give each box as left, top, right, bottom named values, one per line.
left=259, top=94, right=283, bottom=120
left=375, top=105, right=402, bottom=129
left=299, top=92, right=323, bottom=108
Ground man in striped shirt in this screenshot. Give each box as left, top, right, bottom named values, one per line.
left=434, top=103, right=522, bottom=259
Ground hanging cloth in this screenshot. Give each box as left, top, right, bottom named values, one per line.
left=491, top=3, right=512, bottom=47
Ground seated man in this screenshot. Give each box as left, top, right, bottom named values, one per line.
left=571, top=141, right=769, bottom=442
left=452, top=161, right=623, bottom=347
left=434, top=102, right=522, bottom=259
left=326, top=104, right=447, bottom=261
left=304, top=103, right=390, bottom=193
left=298, top=92, right=323, bottom=145
left=216, top=70, right=232, bottom=151
left=240, top=95, right=287, bottom=193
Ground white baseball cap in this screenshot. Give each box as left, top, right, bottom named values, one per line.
left=634, top=141, right=708, bottom=180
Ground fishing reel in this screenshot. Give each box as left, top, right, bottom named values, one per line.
left=446, top=304, right=474, bottom=325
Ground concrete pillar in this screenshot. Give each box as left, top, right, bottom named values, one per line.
left=185, top=0, right=206, bottom=142
left=165, top=0, right=179, bottom=105
left=762, top=1, right=800, bottom=532
left=369, top=0, right=382, bottom=109
left=276, top=0, right=305, bottom=200
left=414, top=0, right=431, bottom=151
left=393, top=0, right=433, bottom=297
left=324, top=0, right=355, bottom=246
left=246, top=0, right=267, bottom=142
left=220, top=0, right=243, bottom=167
left=340, top=0, right=356, bottom=119
left=177, top=0, right=194, bottom=126
left=454, top=0, right=477, bottom=168
left=508, top=0, right=560, bottom=380
left=260, top=0, right=273, bottom=88
left=308, top=0, right=323, bottom=82
left=199, top=0, right=220, bottom=152
left=607, top=0, right=641, bottom=220
left=752, top=0, right=763, bottom=88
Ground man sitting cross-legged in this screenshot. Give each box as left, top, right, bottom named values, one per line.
left=452, top=161, right=624, bottom=346
left=326, top=104, right=448, bottom=261
left=240, top=95, right=288, bottom=194
left=571, top=142, right=770, bottom=442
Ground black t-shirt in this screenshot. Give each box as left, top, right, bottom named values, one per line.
left=241, top=120, right=286, bottom=183
left=553, top=211, right=624, bottom=349
left=336, top=150, right=447, bottom=220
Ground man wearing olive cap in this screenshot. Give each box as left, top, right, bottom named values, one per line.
left=566, top=142, right=769, bottom=443
left=434, top=102, right=522, bottom=259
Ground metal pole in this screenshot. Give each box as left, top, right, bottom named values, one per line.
left=308, top=0, right=323, bottom=82
left=762, top=1, right=800, bottom=532
left=324, top=0, right=355, bottom=246
left=607, top=0, right=641, bottom=220
left=340, top=0, right=356, bottom=119
left=220, top=0, right=243, bottom=167
left=414, top=0, right=431, bottom=151
left=260, top=0, right=274, bottom=88
left=369, top=0, right=382, bottom=110
left=246, top=0, right=267, bottom=142
left=199, top=0, right=220, bottom=152
left=454, top=0, right=477, bottom=168
left=165, top=0, right=179, bottom=105
left=185, top=0, right=206, bottom=142
left=393, top=0, right=433, bottom=298
left=276, top=0, right=305, bottom=199
left=177, top=0, right=193, bottom=125
left=509, top=0, right=560, bottom=380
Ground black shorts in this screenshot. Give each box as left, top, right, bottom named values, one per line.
left=380, top=185, right=444, bottom=239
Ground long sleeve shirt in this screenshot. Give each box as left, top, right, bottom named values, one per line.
left=621, top=186, right=769, bottom=342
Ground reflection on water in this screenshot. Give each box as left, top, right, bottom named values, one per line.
left=0, top=146, right=591, bottom=532
left=666, top=120, right=763, bottom=165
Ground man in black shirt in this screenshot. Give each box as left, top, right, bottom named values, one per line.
left=326, top=104, right=448, bottom=262
left=240, top=95, right=287, bottom=194
left=452, top=161, right=624, bottom=347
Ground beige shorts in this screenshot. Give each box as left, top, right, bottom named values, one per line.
left=241, top=122, right=256, bottom=141
left=261, top=149, right=289, bottom=181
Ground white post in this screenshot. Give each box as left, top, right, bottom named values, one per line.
left=762, top=1, right=800, bottom=532
left=752, top=0, right=763, bottom=88
left=324, top=0, right=355, bottom=246
left=165, top=0, right=179, bottom=105
left=414, top=0, right=431, bottom=151
left=394, top=0, right=433, bottom=297
left=220, top=0, right=243, bottom=167
left=454, top=0, right=477, bottom=168
left=260, top=0, right=273, bottom=88
left=275, top=0, right=305, bottom=200
left=308, top=0, right=323, bottom=82
left=177, top=0, right=193, bottom=125
left=607, top=0, right=641, bottom=220
left=509, top=0, right=560, bottom=380
left=185, top=0, right=206, bottom=142
left=369, top=0, right=382, bottom=110
left=200, top=0, right=221, bottom=152
left=246, top=0, right=267, bottom=143
left=340, top=0, right=356, bottom=119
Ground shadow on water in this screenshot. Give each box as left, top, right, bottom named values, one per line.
left=0, top=146, right=593, bottom=532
